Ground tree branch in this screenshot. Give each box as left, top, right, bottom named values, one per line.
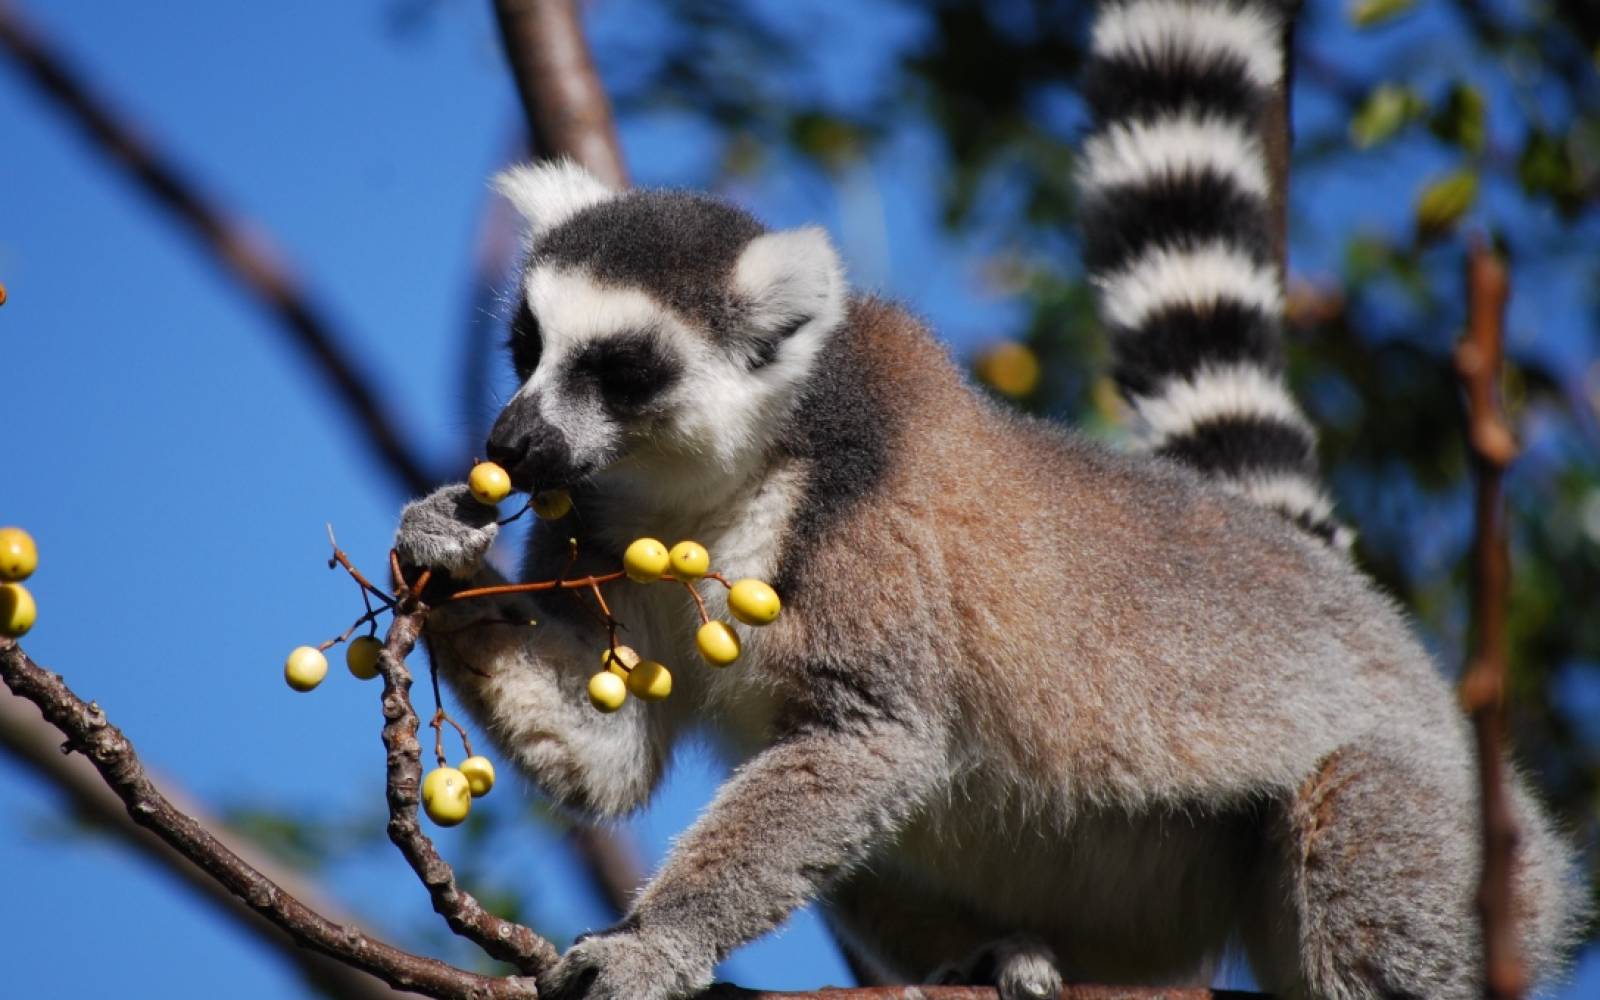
left=375, top=603, right=559, bottom=974
left=0, top=689, right=411, bottom=1000
left=0, top=2, right=437, bottom=496
left=697, top=989, right=1254, bottom=999
left=1455, top=240, right=1525, bottom=1000
left=490, top=0, right=629, bottom=187
left=1261, top=0, right=1301, bottom=284
left=0, top=636, right=536, bottom=999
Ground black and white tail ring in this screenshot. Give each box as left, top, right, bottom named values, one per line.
left=1080, top=0, right=1351, bottom=548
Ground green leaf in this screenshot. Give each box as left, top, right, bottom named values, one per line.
left=1349, top=0, right=1417, bottom=28
left=1414, top=168, right=1479, bottom=237
left=1350, top=84, right=1426, bottom=149
left=1430, top=83, right=1486, bottom=155
left=1517, top=129, right=1584, bottom=214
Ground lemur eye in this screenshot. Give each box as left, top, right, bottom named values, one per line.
left=568, top=332, right=682, bottom=414
left=506, top=299, right=543, bottom=381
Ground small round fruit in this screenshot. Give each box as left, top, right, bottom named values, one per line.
left=668, top=541, right=709, bottom=579
left=468, top=461, right=512, bottom=506
left=345, top=635, right=383, bottom=680
left=696, top=621, right=740, bottom=666
left=623, top=537, right=670, bottom=583
left=728, top=579, right=781, bottom=626
left=588, top=670, right=628, bottom=712
left=532, top=489, right=573, bottom=520
left=626, top=660, right=672, bottom=701
left=284, top=646, right=328, bottom=692
left=422, top=766, right=472, bottom=826
left=459, top=756, right=496, bottom=797
left=0, top=583, right=36, bottom=638
left=0, top=527, right=37, bottom=582
left=600, top=644, right=640, bottom=677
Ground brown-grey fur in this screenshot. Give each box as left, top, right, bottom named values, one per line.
left=394, top=3, right=1582, bottom=991
left=397, top=284, right=1584, bottom=998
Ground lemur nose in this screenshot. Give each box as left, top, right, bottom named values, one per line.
left=484, top=432, right=524, bottom=471
left=485, top=431, right=527, bottom=476
left=484, top=394, right=575, bottom=488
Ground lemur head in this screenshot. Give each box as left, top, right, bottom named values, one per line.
left=484, top=161, right=846, bottom=495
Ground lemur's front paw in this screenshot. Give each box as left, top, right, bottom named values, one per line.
left=539, top=927, right=711, bottom=1000
left=933, top=934, right=1062, bottom=1000
left=394, top=484, right=500, bottom=578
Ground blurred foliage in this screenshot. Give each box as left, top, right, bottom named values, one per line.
left=590, top=0, right=1600, bottom=927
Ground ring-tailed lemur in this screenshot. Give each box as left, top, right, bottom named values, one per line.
left=394, top=2, right=1584, bottom=998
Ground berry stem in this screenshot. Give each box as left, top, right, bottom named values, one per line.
left=675, top=576, right=712, bottom=625
left=448, top=570, right=627, bottom=601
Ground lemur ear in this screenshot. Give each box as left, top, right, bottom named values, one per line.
left=733, top=226, right=846, bottom=348
left=492, top=159, right=615, bottom=239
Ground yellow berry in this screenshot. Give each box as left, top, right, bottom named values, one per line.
left=532, top=489, right=573, bottom=520
left=0, top=583, right=36, bottom=638
left=459, top=756, right=496, bottom=797
left=0, top=527, right=37, bottom=582
left=600, top=644, right=640, bottom=677
left=727, top=579, right=781, bottom=626
left=468, top=461, right=512, bottom=505
left=345, top=635, right=383, bottom=680
left=284, top=645, right=328, bottom=692
left=696, top=621, right=741, bottom=666
left=623, top=537, right=670, bottom=583
left=668, top=540, right=710, bottom=579
left=626, top=660, right=672, bottom=701
left=588, top=670, right=628, bottom=712
left=422, top=766, right=472, bottom=826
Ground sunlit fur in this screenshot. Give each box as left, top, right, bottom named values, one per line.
left=392, top=4, right=1586, bottom=999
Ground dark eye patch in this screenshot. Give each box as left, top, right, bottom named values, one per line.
left=506, top=298, right=543, bottom=381
left=566, top=331, right=682, bottom=414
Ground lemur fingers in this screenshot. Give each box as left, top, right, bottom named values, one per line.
left=394, top=483, right=501, bottom=578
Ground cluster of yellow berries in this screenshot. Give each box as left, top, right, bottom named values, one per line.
left=0, top=527, right=38, bottom=638
left=586, top=537, right=780, bottom=713
left=280, top=461, right=785, bottom=828
left=421, top=754, right=496, bottom=826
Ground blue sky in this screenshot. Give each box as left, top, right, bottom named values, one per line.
left=1, top=1, right=1595, bottom=997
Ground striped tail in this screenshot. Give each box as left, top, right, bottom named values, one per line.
left=1079, top=0, right=1350, bottom=548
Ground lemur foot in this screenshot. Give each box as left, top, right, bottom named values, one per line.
left=393, top=483, right=500, bottom=578
left=539, top=926, right=712, bottom=1000
left=932, top=934, right=1062, bottom=1000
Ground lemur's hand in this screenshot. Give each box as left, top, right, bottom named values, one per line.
left=539, top=927, right=710, bottom=1000
left=394, top=484, right=500, bottom=578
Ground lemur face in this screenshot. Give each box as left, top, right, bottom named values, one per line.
left=485, top=162, right=845, bottom=492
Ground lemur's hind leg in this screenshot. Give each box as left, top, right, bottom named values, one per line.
left=1245, top=734, right=1481, bottom=1000
left=933, top=935, right=1062, bottom=1000
left=824, top=865, right=1010, bottom=985
left=824, top=867, right=1060, bottom=1000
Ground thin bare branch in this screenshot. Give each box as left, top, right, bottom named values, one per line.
left=0, top=3, right=437, bottom=496
left=0, top=637, right=535, bottom=1000
left=1455, top=239, right=1525, bottom=1000
left=375, top=602, right=560, bottom=974
left=0, top=689, right=411, bottom=1000
left=490, top=0, right=629, bottom=187
left=697, top=987, right=1255, bottom=999
left=1260, top=1, right=1300, bottom=283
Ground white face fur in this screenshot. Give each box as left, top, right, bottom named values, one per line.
left=486, top=161, right=847, bottom=510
